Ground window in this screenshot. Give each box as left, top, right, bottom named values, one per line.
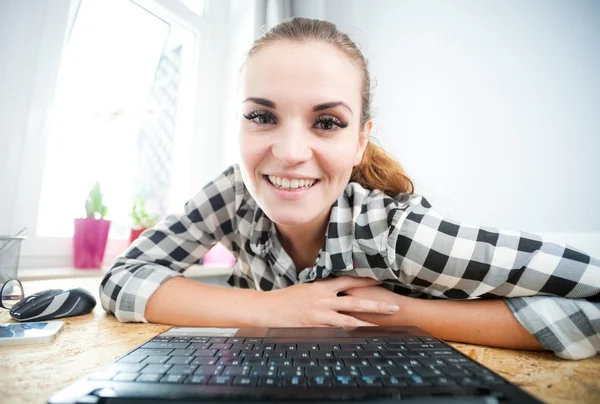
left=37, top=0, right=199, bottom=239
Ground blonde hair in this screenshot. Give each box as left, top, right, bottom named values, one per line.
left=244, top=17, right=414, bottom=196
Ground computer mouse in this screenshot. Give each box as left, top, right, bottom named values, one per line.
left=9, top=287, right=97, bottom=322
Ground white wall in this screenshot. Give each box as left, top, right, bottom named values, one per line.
left=295, top=0, right=600, bottom=256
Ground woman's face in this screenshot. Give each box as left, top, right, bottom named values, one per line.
left=238, top=41, right=371, bottom=230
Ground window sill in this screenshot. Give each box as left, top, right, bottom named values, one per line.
left=18, top=264, right=233, bottom=281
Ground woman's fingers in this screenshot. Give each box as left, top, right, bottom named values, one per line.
left=332, top=296, right=399, bottom=314
left=325, top=276, right=382, bottom=293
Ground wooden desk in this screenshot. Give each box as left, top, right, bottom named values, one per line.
left=1, top=277, right=599, bottom=404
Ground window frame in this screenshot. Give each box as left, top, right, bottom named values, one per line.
left=11, top=0, right=209, bottom=270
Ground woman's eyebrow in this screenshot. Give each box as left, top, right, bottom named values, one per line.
left=313, top=101, right=353, bottom=116
left=243, top=97, right=275, bottom=108
left=243, top=98, right=353, bottom=116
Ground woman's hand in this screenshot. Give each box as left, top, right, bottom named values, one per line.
left=341, top=284, right=413, bottom=326
left=256, top=277, right=401, bottom=327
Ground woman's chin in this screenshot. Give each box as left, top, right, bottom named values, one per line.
left=263, top=207, right=321, bottom=228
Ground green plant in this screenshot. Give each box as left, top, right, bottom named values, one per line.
left=85, top=182, right=108, bottom=219
left=131, top=196, right=159, bottom=229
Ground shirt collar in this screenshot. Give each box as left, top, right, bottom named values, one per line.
left=247, top=192, right=356, bottom=280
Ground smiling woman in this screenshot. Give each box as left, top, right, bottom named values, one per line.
left=99, top=17, right=600, bottom=360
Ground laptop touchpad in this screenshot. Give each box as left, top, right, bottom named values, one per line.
left=266, top=327, right=349, bottom=338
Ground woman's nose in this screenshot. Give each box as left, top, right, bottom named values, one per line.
left=271, top=126, right=313, bottom=165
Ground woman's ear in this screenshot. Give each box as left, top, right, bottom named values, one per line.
left=354, top=120, right=373, bottom=166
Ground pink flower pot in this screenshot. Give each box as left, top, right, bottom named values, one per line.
left=73, top=218, right=111, bottom=269
left=129, top=228, right=146, bottom=245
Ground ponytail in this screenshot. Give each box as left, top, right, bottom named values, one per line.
left=350, top=142, right=414, bottom=197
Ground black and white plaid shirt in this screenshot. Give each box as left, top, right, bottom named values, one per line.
left=100, top=165, right=600, bottom=360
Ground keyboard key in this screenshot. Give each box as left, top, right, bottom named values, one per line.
left=414, top=367, right=444, bottom=377
left=294, top=358, right=318, bottom=367
left=368, top=358, right=396, bottom=367
left=232, top=376, right=258, bottom=386
left=268, top=358, right=293, bottom=367
left=167, top=356, right=194, bottom=365
left=407, top=375, right=431, bottom=386
left=442, top=366, right=472, bottom=377
left=190, top=357, right=218, bottom=366
left=160, top=374, right=186, bottom=384
left=359, top=366, right=388, bottom=377
left=357, top=351, right=382, bottom=359
left=207, top=338, right=228, bottom=343
left=134, top=349, right=174, bottom=356
left=167, top=365, right=198, bottom=375
left=184, top=375, right=209, bottom=384
left=428, top=351, right=461, bottom=357
left=305, top=367, right=332, bottom=377
left=194, top=349, right=218, bottom=357
left=333, top=366, right=360, bottom=378
left=216, top=357, right=242, bottom=366
left=393, top=358, right=422, bottom=367
left=117, top=355, right=147, bottom=364
left=317, top=359, right=343, bottom=367
left=141, top=364, right=172, bottom=374
left=334, top=375, right=357, bottom=386
left=208, top=375, right=233, bottom=385
left=257, top=377, right=280, bottom=387
left=142, top=355, right=171, bottom=365
left=419, top=359, right=446, bottom=367
left=456, top=376, right=484, bottom=387
left=426, top=376, right=457, bottom=386
left=335, top=350, right=358, bottom=358
left=244, top=359, right=268, bottom=366
left=143, top=342, right=190, bottom=349
left=263, top=351, right=285, bottom=359
left=387, top=368, right=417, bottom=378
left=404, top=352, right=429, bottom=358
left=476, top=374, right=506, bottom=385
left=283, top=376, right=307, bottom=387
left=171, top=348, right=197, bottom=356
left=357, top=376, right=382, bottom=387
left=343, top=358, right=370, bottom=367
left=277, top=366, right=303, bottom=377
left=249, top=366, right=277, bottom=377
left=382, top=376, right=408, bottom=387
left=194, top=365, right=224, bottom=376
left=135, top=373, right=162, bottom=383
left=222, top=366, right=251, bottom=377
left=308, top=376, right=333, bottom=387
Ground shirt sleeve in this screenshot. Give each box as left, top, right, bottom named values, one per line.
left=99, top=165, right=241, bottom=323
left=382, top=194, right=600, bottom=359
left=385, top=194, right=600, bottom=300
left=505, top=296, right=600, bottom=360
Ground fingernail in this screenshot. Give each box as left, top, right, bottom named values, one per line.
left=388, top=305, right=400, bottom=312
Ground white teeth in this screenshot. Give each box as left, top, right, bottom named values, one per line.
left=267, top=175, right=316, bottom=190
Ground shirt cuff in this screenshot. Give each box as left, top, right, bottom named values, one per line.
left=504, top=296, right=599, bottom=360
left=112, top=265, right=184, bottom=323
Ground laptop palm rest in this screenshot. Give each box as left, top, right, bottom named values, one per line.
left=266, top=327, right=349, bottom=338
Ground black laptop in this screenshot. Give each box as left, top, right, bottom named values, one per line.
left=48, top=326, right=542, bottom=403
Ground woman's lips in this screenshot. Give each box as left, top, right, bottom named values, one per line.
left=263, top=175, right=319, bottom=200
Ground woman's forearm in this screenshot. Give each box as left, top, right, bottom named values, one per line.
left=350, top=295, right=544, bottom=351
left=145, top=277, right=264, bottom=326
left=406, top=298, right=543, bottom=350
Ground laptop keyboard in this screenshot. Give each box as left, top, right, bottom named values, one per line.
left=88, top=336, right=507, bottom=388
